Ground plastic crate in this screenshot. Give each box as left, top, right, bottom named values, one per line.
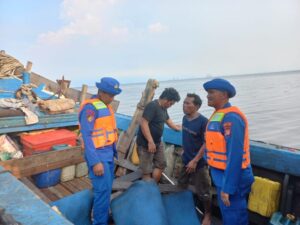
left=21, top=129, right=77, bottom=156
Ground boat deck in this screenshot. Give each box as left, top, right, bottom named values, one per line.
left=20, top=176, right=92, bottom=203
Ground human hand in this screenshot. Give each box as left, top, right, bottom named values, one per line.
left=221, top=191, right=230, bottom=207
left=93, top=162, right=104, bottom=176
left=175, top=124, right=182, bottom=131
left=148, top=141, right=156, bottom=153
left=186, top=159, right=197, bottom=174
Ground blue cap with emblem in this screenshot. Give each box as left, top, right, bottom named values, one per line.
left=96, top=77, right=122, bottom=95
left=203, top=78, right=236, bottom=98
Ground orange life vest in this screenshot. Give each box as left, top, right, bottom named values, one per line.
left=205, top=106, right=250, bottom=170
left=79, top=99, right=118, bottom=149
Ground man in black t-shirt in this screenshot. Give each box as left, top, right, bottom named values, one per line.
left=137, top=87, right=181, bottom=182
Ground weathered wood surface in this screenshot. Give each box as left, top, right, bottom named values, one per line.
left=30, top=72, right=120, bottom=111
left=115, top=158, right=138, bottom=172
left=31, top=72, right=92, bottom=102
left=0, top=146, right=84, bottom=178
left=115, top=170, right=143, bottom=183
left=112, top=180, right=133, bottom=191
left=20, top=177, right=51, bottom=203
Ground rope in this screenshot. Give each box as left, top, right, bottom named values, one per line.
left=0, top=52, right=24, bottom=78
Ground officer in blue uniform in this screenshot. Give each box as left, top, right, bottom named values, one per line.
left=203, top=78, right=254, bottom=225
left=79, top=77, right=121, bottom=225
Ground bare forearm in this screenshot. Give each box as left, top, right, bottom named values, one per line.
left=166, top=119, right=181, bottom=131
left=193, top=143, right=205, bottom=162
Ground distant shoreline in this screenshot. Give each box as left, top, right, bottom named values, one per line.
left=73, top=69, right=300, bottom=88
left=122, top=69, right=300, bottom=85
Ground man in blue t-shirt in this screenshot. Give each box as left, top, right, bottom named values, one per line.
left=178, top=93, right=212, bottom=225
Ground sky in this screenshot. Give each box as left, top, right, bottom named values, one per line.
left=1, top=0, right=300, bottom=87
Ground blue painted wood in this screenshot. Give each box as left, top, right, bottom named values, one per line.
left=32, top=84, right=58, bottom=100
left=115, top=113, right=132, bottom=131
left=249, top=141, right=300, bottom=177
left=0, top=112, right=79, bottom=134
left=0, top=166, right=72, bottom=225
left=115, top=113, right=300, bottom=177
left=0, top=77, right=56, bottom=99
left=0, top=78, right=22, bottom=98
left=162, top=126, right=182, bottom=146
left=1, top=111, right=299, bottom=176
left=115, top=113, right=182, bottom=145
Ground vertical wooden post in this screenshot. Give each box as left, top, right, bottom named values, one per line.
left=25, top=61, right=33, bottom=72
left=80, top=84, right=88, bottom=104
left=116, top=79, right=159, bottom=176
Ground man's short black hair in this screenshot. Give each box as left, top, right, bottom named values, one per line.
left=186, top=93, right=202, bottom=107
left=159, top=88, right=180, bottom=102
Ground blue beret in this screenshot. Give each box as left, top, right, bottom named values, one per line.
left=96, top=77, right=122, bottom=95
left=203, top=78, right=236, bottom=98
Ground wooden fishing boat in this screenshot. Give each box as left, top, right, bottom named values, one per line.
left=0, top=52, right=300, bottom=225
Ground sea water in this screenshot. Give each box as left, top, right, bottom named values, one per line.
left=88, top=72, right=300, bottom=149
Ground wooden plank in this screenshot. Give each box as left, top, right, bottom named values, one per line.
left=110, top=191, right=123, bottom=201
left=52, top=184, right=73, bottom=197
left=71, top=178, right=90, bottom=191
left=19, top=177, right=51, bottom=203
left=31, top=72, right=91, bottom=102
left=76, top=177, right=92, bottom=189
left=112, top=180, right=132, bottom=191
left=158, top=184, right=185, bottom=193
left=0, top=146, right=84, bottom=178
left=48, top=186, right=66, bottom=199
left=80, top=176, right=93, bottom=188
left=114, top=170, right=142, bottom=182
left=30, top=72, right=120, bottom=112
left=61, top=180, right=81, bottom=193
left=40, top=188, right=60, bottom=202
left=80, top=84, right=88, bottom=104
left=115, top=158, right=138, bottom=172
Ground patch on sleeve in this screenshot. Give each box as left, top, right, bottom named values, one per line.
left=223, top=122, right=232, bottom=136
left=86, top=109, right=95, bottom=122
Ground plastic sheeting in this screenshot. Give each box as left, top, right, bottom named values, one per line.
left=50, top=189, right=93, bottom=225
left=163, top=191, right=200, bottom=225
left=111, top=180, right=201, bottom=225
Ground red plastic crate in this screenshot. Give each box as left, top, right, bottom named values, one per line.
left=20, top=129, right=77, bottom=156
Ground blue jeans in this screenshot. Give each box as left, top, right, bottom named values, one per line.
left=90, top=161, right=114, bottom=225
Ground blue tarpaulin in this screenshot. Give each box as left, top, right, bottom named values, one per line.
left=163, top=191, right=200, bottom=225
left=51, top=189, right=93, bottom=225
left=111, top=180, right=201, bottom=225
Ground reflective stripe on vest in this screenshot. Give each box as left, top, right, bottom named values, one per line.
left=205, top=106, right=250, bottom=170
left=79, top=99, right=118, bottom=149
